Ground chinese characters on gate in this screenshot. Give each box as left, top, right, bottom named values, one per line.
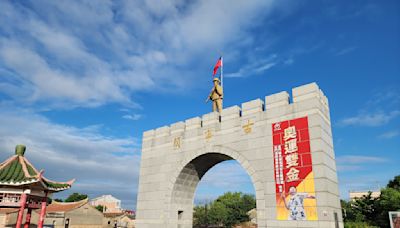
left=274, top=125, right=302, bottom=194
left=272, top=116, right=318, bottom=221
left=284, top=126, right=300, bottom=183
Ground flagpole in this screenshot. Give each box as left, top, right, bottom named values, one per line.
left=220, top=56, right=223, bottom=89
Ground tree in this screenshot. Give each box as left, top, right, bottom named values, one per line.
left=54, top=198, right=63, bottom=202
left=193, top=205, right=207, bottom=227
left=193, top=192, right=256, bottom=228
left=216, top=192, right=255, bottom=227
left=341, top=200, right=364, bottom=222
left=351, top=192, right=378, bottom=223
left=64, top=193, right=88, bottom=202
left=95, top=205, right=105, bottom=212
left=208, top=201, right=229, bottom=226
left=341, top=174, right=400, bottom=228
left=387, top=175, right=400, bottom=190
left=372, top=175, right=400, bottom=228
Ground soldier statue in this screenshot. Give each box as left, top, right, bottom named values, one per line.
left=206, top=77, right=223, bottom=113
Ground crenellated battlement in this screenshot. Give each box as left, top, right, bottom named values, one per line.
left=143, top=82, right=329, bottom=141
left=137, top=82, right=342, bottom=228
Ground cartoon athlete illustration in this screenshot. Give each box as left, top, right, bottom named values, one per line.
left=281, top=186, right=315, bottom=220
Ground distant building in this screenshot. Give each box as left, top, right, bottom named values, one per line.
left=103, top=212, right=135, bottom=228
left=349, top=190, right=381, bottom=201
left=1, top=198, right=135, bottom=228
left=123, top=209, right=135, bottom=216
left=0, top=198, right=104, bottom=228
left=90, top=195, right=122, bottom=213
left=44, top=198, right=104, bottom=228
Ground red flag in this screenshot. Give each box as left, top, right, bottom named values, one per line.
left=213, top=57, right=223, bottom=76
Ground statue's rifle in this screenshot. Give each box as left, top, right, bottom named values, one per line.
left=205, top=87, right=215, bottom=103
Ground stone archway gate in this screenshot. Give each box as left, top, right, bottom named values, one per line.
left=136, top=83, right=343, bottom=228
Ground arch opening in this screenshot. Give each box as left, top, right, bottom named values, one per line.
left=169, top=152, right=258, bottom=228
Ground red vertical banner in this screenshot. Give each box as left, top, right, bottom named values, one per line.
left=272, top=116, right=318, bottom=220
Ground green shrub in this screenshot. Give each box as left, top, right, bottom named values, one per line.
left=344, top=221, right=379, bottom=228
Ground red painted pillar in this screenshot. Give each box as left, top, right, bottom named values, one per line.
left=37, top=193, right=48, bottom=228
left=24, top=208, right=32, bottom=228
left=16, top=193, right=27, bottom=228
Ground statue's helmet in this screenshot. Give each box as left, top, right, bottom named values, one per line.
left=213, top=77, right=220, bottom=82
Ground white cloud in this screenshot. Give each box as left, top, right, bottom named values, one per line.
left=194, top=160, right=255, bottom=204
left=366, top=90, right=400, bottom=108
left=198, top=161, right=254, bottom=189
left=0, top=39, right=135, bottom=108
left=339, top=175, right=383, bottom=199
left=337, top=155, right=386, bottom=164
left=0, top=107, right=140, bottom=209
left=0, top=0, right=286, bottom=109
left=334, top=46, right=357, bottom=56
left=284, top=57, right=294, bottom=65
left=339, top=89, right=400, bottom=127
left=338, top=110, right=400, bottom=127
left=336, top=155, right=387, bottom=171
left=378, top=130, right=399, bottom=139
left=122, top=114, right=142, bottom=121
left=225, top=54, right=278, bottom=78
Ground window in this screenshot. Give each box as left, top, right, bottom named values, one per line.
left=178, top=210, right=183, bottom=220
left=65, top=218, right=70, bottom=228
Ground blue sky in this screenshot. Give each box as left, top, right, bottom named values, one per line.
left=0, top=0, right=399, bottom=210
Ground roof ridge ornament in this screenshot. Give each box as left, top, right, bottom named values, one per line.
left=15, top=145, right=26, bottom=156
left=19, top=156, right=31, bottom=177
left=37, top=169, right=44, bottom=181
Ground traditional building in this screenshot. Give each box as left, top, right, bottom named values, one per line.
left=0, top=208, right=20, bottom=227
left=89, top=195, right=122, bottom=213
left=0, top=145, right=74, bottom=228
left=103, top=212, right=135, bottom=228
left=45, top=198, right=104, bottom=228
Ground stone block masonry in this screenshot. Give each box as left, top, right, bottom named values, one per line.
left=136, top=82, right=343, bottom=228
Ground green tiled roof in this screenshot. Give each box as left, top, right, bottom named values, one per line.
left=0, top=158, right=35, bottom=183
left=42, top=179, right=71, bottom=189
left=26, top=163, right=37, bottom=176
left=0, top=145, right=74, bottom=192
